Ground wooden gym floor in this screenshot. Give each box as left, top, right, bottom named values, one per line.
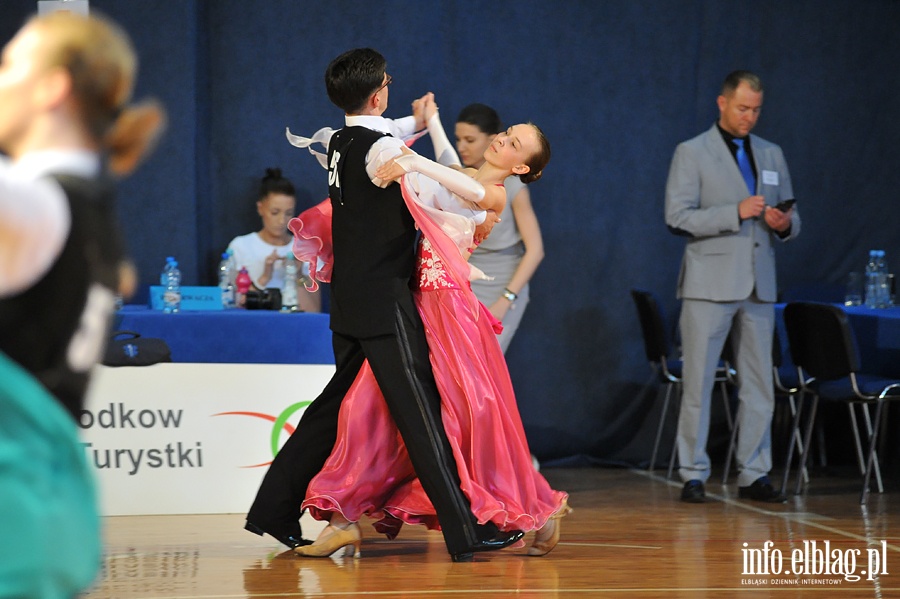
left=82, top=467, right=900, bottom=598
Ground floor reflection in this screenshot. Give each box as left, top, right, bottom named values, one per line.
left=82, top=468, right=900, bottom=598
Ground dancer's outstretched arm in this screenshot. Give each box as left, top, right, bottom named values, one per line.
left=377, top=148, right=506, bottom=213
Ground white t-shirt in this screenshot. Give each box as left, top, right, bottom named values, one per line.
left=226, top=232, right=309, bottom=292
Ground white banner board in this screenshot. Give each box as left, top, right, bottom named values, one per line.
left=82, top=363, right=334, bottom=516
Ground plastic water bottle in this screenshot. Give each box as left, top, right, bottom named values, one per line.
left=160, top=255, right=174, bottom=285
left=865, top=250, right=879, bottom=308
left=281, top=254, right=298, bottom=312
left=875, top=250, right=890, bottom=308
left=162, top=257, right=181, bottom=313
left=218, top=252, right=236, bottom=309
left=235, top=266, right=252, bottom=308
left=226, top=248, right=237, bottom=286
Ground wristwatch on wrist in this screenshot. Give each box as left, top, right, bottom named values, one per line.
left=502, top=288, right=518, bottom=302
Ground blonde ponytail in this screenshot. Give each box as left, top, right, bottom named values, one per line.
left=30, top=11, right=167, bottom=175
left=105, top=100, right=167, bottom=176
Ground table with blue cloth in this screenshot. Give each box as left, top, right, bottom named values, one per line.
left=112, top=306, right=334, bottom=364
left=87, top=306, right=336, bottom=516
left=839, top=305, right=900, bottom=378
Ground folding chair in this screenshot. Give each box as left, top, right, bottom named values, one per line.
left=782, top=302, right=900, bottom=504
left=630, top=289, right=735, bottom=475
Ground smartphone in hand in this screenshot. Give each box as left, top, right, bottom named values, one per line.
left=774, top=199, right=796, bottom=212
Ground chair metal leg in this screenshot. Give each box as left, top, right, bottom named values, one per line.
left=795, top=395, right=820, bottom=495
left=787, top=394, right=809, bottom=485
left=664, top=382, right=683, bottom=480
left=720, top=381, right=735, bottom=432
left=847, top=403, right=884, bottom=493
left=649, top=381, right=675, bottom=471
left=722, top=408, right=741, bottom=485
left=781, top=391, right=805, bottom=494
left=666, top=389, right=680, bottom=480
left=858, top=403, right=884, bottom=493
left=722, top=399, right=740, bottom=484
left=848, top=404, right=866, bottom=476
left=667, top=435, right=678, bottom=480
left=861, top=401, right=887, bottom=505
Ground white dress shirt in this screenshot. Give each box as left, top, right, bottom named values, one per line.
left=0, top=150, right=100, bottom=297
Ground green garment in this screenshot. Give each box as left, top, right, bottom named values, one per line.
left=0, top=352, right=100, bottom=599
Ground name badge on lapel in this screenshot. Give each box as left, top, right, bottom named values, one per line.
left=762, top=170, right=779, bottom=186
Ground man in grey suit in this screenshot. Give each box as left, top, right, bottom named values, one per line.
left=665, top=70, right=800, bottom=503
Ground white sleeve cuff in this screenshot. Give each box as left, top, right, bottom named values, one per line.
left=389, top=115, right=419, bottom=140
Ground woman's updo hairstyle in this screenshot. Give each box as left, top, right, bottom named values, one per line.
left=519, top=123, right=551, bottom=184
left=258, top=167, right=296, bottom=201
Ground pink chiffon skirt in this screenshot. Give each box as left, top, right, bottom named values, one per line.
left=302, top=242, right=567, bottom=536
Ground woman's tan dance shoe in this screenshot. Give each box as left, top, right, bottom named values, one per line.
left=528, top=502, right=572, bottom=557
left=294, top=522, right=362, bottom=558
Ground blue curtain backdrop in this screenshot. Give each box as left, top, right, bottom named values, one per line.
left=3, top=0, right=899, bottom=465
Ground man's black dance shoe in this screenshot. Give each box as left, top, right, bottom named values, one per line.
left=450, top=529, right=525, bottom=562
left=245, top=520, right=313, bottom=549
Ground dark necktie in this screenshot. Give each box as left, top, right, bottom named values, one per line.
left=733, top=138, right=756, bottom=194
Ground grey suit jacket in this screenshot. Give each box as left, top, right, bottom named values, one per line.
left=665, top=124, right=801, bottom=303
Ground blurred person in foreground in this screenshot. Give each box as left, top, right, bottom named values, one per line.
left=0, top=10, right=165, bottom=597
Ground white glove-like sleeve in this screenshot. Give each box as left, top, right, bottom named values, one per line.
left=426, top=112, right=462, bottom=168
left=394, top=153, right=485, bottom=205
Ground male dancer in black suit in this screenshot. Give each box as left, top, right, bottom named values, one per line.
left=245, top=48, right=521, bottom=562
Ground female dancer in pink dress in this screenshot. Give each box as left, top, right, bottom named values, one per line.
left=288, top=100, right=569, bottom=558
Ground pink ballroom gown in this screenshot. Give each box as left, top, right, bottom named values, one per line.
left=288, top=181, right=567, bottom=538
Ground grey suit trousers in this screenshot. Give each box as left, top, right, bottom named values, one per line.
left=676, top=294, right=775, bottom=486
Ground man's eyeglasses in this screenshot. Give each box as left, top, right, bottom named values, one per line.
left=374, top=73, right=392, bottom=95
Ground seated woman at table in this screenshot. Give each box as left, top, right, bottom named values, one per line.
left=226, top=167, right=321, bottom=312
left=289, top=97, right=569, bottom=559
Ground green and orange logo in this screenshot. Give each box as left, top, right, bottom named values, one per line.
left=213, top=400, right=311, bottom=467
